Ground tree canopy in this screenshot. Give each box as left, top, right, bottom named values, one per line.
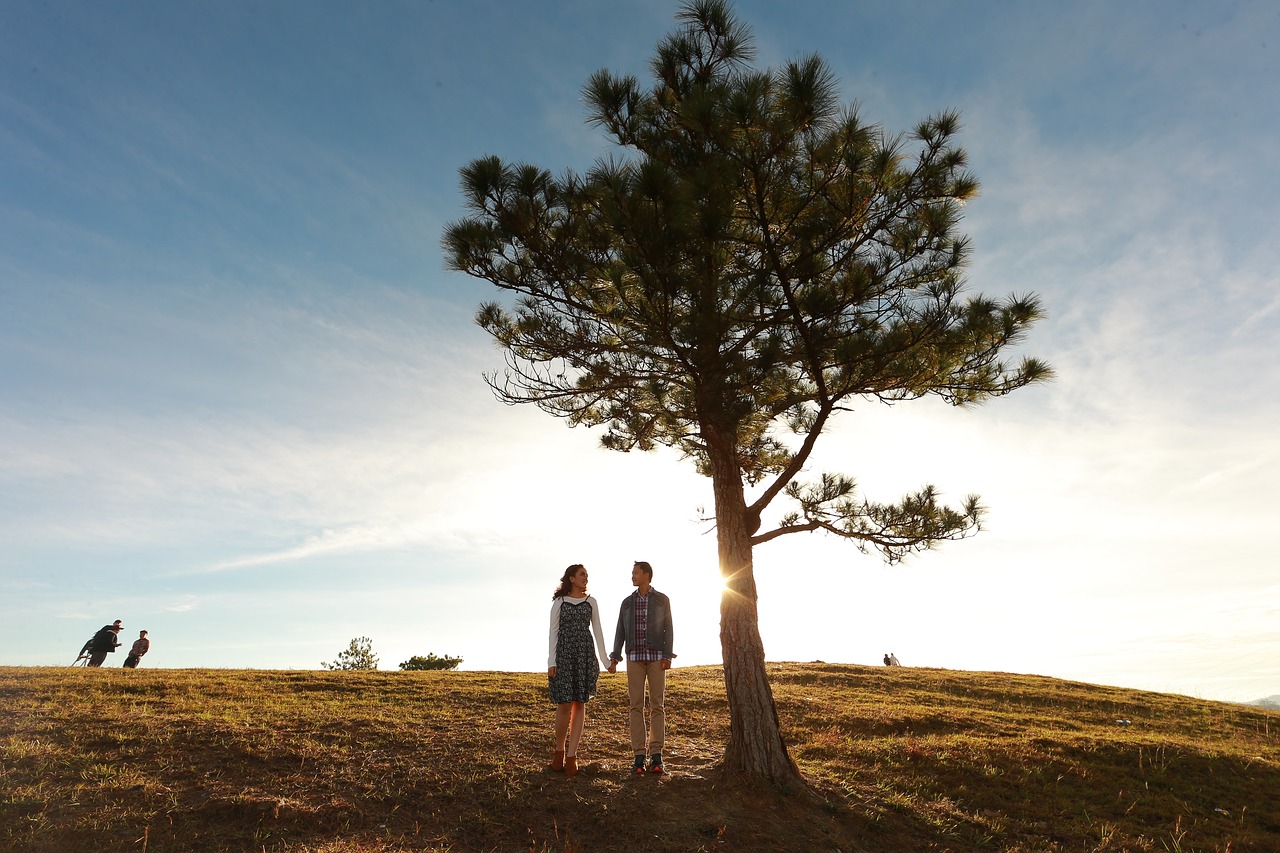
left=444, top=0, right=1050, bottom=785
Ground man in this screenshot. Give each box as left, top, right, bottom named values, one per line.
left=123, top=630, right=150, bottom=669
left=86, top=621, right=122, bottom=667
left=608, top=561, right=675, bottom=775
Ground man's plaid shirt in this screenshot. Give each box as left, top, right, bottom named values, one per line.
left=628, top=592, right=666, bottom=662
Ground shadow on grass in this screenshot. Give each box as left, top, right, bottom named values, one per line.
left=4, top=665, right=1277, bottom=852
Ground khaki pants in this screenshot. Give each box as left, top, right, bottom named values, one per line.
left=627, top=659, right=666, bottom=756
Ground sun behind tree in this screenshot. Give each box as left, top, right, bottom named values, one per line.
left=444, top=0, right=1050, bottom=787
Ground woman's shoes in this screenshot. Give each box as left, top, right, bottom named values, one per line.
left=549, top=750, right=565, bottom=772
left=564, top=755, right=579, bottom=777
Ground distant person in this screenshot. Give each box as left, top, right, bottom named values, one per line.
left=547, top=564, right=611, bottom=777
left=608, top=560, right=675, bottom=775
left=883, top=653, right=892, bottom=666
left=86, top=621, right=122, bottom=667
left=889, top=652, right=901, bottom=666
left=123, top=630, right=150, bottom=668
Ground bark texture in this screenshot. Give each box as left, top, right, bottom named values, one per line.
left=708, top=430, right=803, bottom=785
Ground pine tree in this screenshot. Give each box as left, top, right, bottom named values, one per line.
left=444, top=0, right=1050, bottom=786
left=322, top=636, right=379, bottom=671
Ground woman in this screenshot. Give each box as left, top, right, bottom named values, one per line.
left=547, top=563, right=611, bottom=776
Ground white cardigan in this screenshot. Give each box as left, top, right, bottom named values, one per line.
left=547, top=595, right=611, bottom=670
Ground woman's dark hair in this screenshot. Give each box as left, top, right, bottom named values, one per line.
left=553, top=564, right=585, bottom=599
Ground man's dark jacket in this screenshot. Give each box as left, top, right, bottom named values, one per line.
left=610, top=589, right=674, bottom=661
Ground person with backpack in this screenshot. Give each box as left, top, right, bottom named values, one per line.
left=85, top=620, right=122, bottom=667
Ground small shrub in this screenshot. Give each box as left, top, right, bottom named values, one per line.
left=399, top=653, right=463, bottom=671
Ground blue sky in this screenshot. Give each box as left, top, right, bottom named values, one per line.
left=2, top=1, right=1276, bottom=703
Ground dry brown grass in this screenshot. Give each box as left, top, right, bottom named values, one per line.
left=1, top=663, right=1277, bottom=852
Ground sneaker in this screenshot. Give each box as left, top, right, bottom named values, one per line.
left=631, top=754, right=646, bottom=774
left=646, top=753, right=664, bottom=774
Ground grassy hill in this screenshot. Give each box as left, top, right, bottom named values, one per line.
left=2, top=663, right=1276, bottom=852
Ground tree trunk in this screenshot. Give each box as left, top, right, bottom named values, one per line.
left=706, top=428, right=804, bottom=787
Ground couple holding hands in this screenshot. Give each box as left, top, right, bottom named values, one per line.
left=547, top=560, right=674, bottom=777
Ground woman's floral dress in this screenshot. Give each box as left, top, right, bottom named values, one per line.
left=549, top=598, right=601, bottom=704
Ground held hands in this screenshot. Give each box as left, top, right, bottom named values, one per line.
left=603, top=659, right=669, bottom=673
left=548, top=666, right=556, bottom=679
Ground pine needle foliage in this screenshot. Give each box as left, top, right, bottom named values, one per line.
left=321, top=637, right=379, bottom=672
left=444, top=0, right=1049, bottom=561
